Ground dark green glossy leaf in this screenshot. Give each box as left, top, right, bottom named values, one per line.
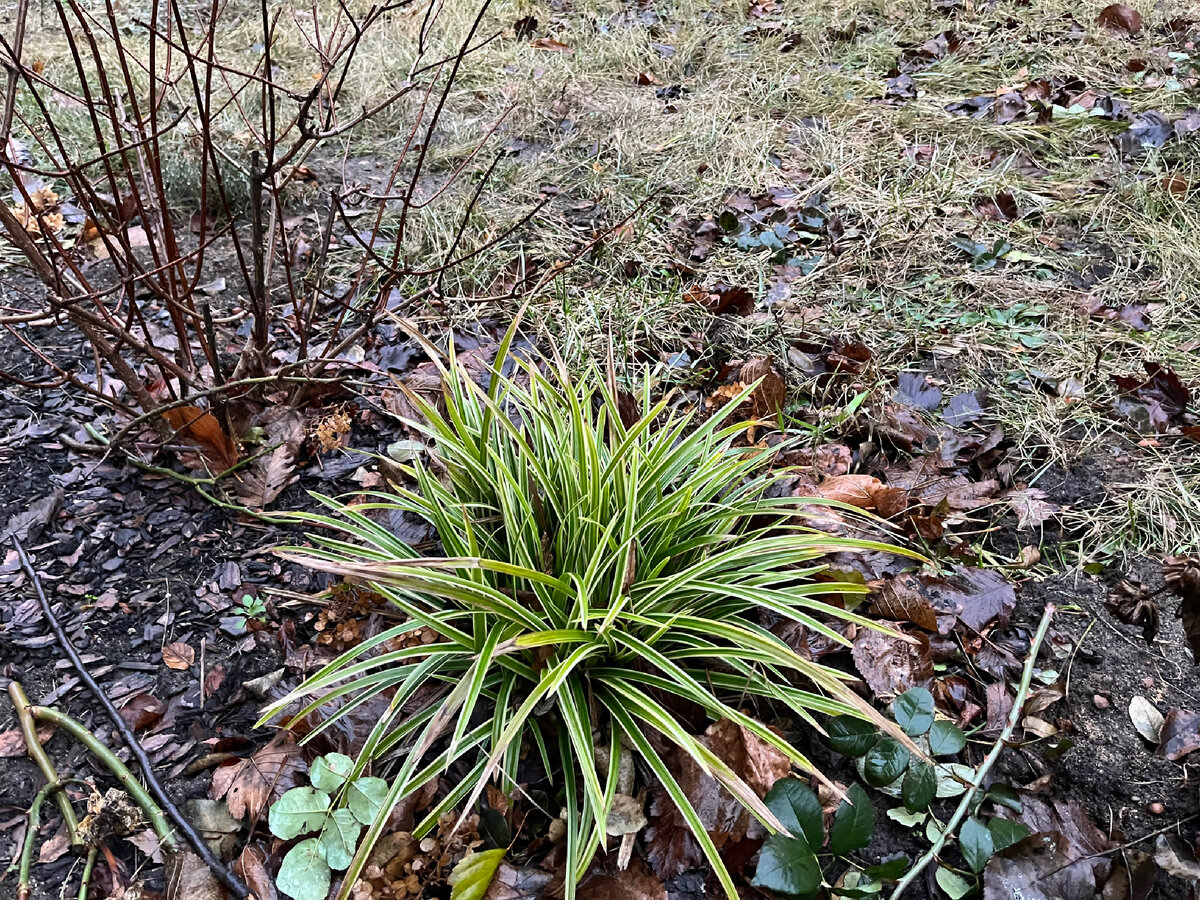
left=751, top=833, right=822, bottom=899
left=765, top=778, right=824, bottom=848
left=863, top=739, right=909, bottom=787
left=928, top=721, right=967, bottom=756
left=959, top=817, right=994, bottom=873
left=987, top=817, right=1031, bottom=851
left=901, top=761, right=937, bottom=813
left=862, top=854, right=909, bottom=880
left=830, top=783, right=875, bottom=856
left=987, top=784, right=1022, bottom=812
left=892, top=688, right=935, bottom=737
left=826, top=716, right=879, bottom=758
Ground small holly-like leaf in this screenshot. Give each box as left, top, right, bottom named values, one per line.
left=276, top=838, right=331, bottom=900
left=987, top=817, right=1030, bottom=851
left=959, top=817, right=994, bottom=873
left=892, top=688, right=935, bottom=737
left=765, top=778, right=825, bottom=848
left=318, top=808, right=361, bottom=870
left=830, top=783, right=874, bottom=856
left=347, top=776, right=389, bottom=825
left=901, top=761, right=937, bottom=812
left=862, top=854, right=909, bottom=881
left=863, top=739, right=910, bottom=787
left=928, top=721, right=967, bottom=756
left=310, top=753, right=354, bottom=793
left=935, top=866, right=972, bottom=899
left=826, top=716, right=879, bottom=757
left=269, top=787, right=331, bottom=840
left=751, top=833, right=822, bottom=898
left=448, top=848, right=505, bottom=900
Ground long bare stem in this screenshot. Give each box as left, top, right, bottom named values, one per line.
left=890, top=603, right=1058, bottom=898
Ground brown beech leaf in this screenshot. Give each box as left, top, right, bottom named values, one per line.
left=815, top=474, right=884, bottom=509
left=0, top=723, right=54, bottom=757
left=645, top=718, right=788, bottom=879
left=162, top=406, right=239, bottom=472
left=870, top=574, right=939, bottom=631
left=1096, top=3, right=1142, bottom=34
left=1157, top=709, right=1200, bottom=761
left=530, top=36, right=573, bottom=52
left=740, top=358, right=786, bottom=419
left=579, top=855, right=667, bottom=900
left=235, top=843, right=279, bottom=900
left=851, top=625, right=934, bottom=696
left=119, top=694, right=166, bottom=731
left=209, top=732, right=305, bottom=820
left=162, top=642, right=195, bottom=670
left=235, top=408, right=305, bottom=510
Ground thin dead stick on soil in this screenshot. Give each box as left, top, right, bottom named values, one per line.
left=10, top=537, right=252, bottom=899
left=891, top=602, right=1057, bottom=899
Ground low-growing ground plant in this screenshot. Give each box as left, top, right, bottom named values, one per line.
left=264, top=326, right=919, bottom=898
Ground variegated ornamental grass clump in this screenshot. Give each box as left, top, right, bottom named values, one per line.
left=264, top=327, right=913, bottom=899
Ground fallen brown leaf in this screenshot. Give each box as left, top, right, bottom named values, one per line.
left=162, top=642, right=195, bottom=670
left=1157, top=709, right=1200, bottom=761
left=851, top=625, right=934, bottom=696
left=209, top=732, right=305, bottom=820
left=0, top=723, right=54, bottom=757
left=1096, top=3, right=1142, bottom=34
left=162, top=406, right=239, bottom=472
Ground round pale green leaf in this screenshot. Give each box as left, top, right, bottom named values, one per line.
left=276, top=838, right=331, bottom=900
left=987, top=817, right=1031, bottom=852
left=863, top=739, right=909, bottom=788
left=764, top=778, right=824, bottom=848
left=887, top=807, right=926, bottom=827
left=830, top=783, right=874, bottom=856
left=448, top=848, right=505, bottom=900
left=269, top=787, right=331, bottom=840
left=751, top=833, right=822, bottom=899
left=347, top=776, right=389, bottom=825
left=935, top=763, right=975, bottom=798
left=928, top=721, right=967, bottom=757
left=826, top=716, right=879, bottom=758
left=310, top=753, right=354, bottom=793
left=935, top=866, right=972, bottom=900
left=901, top=761, right=937, bottom=813
left=959, top=816, right=995, bottom=873
left=318, top=808, right=361, bottom=871
left=892, top=688, right=935, bottom=737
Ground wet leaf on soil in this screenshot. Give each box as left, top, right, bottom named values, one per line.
left=1128, top=695, right=1164, bottom=743
left=1157, top=708, right=1200, bottom=761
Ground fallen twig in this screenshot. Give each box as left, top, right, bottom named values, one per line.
left=891, top=602, right=1057, bottom=899
left=11, top=538, right=252, bottom=899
